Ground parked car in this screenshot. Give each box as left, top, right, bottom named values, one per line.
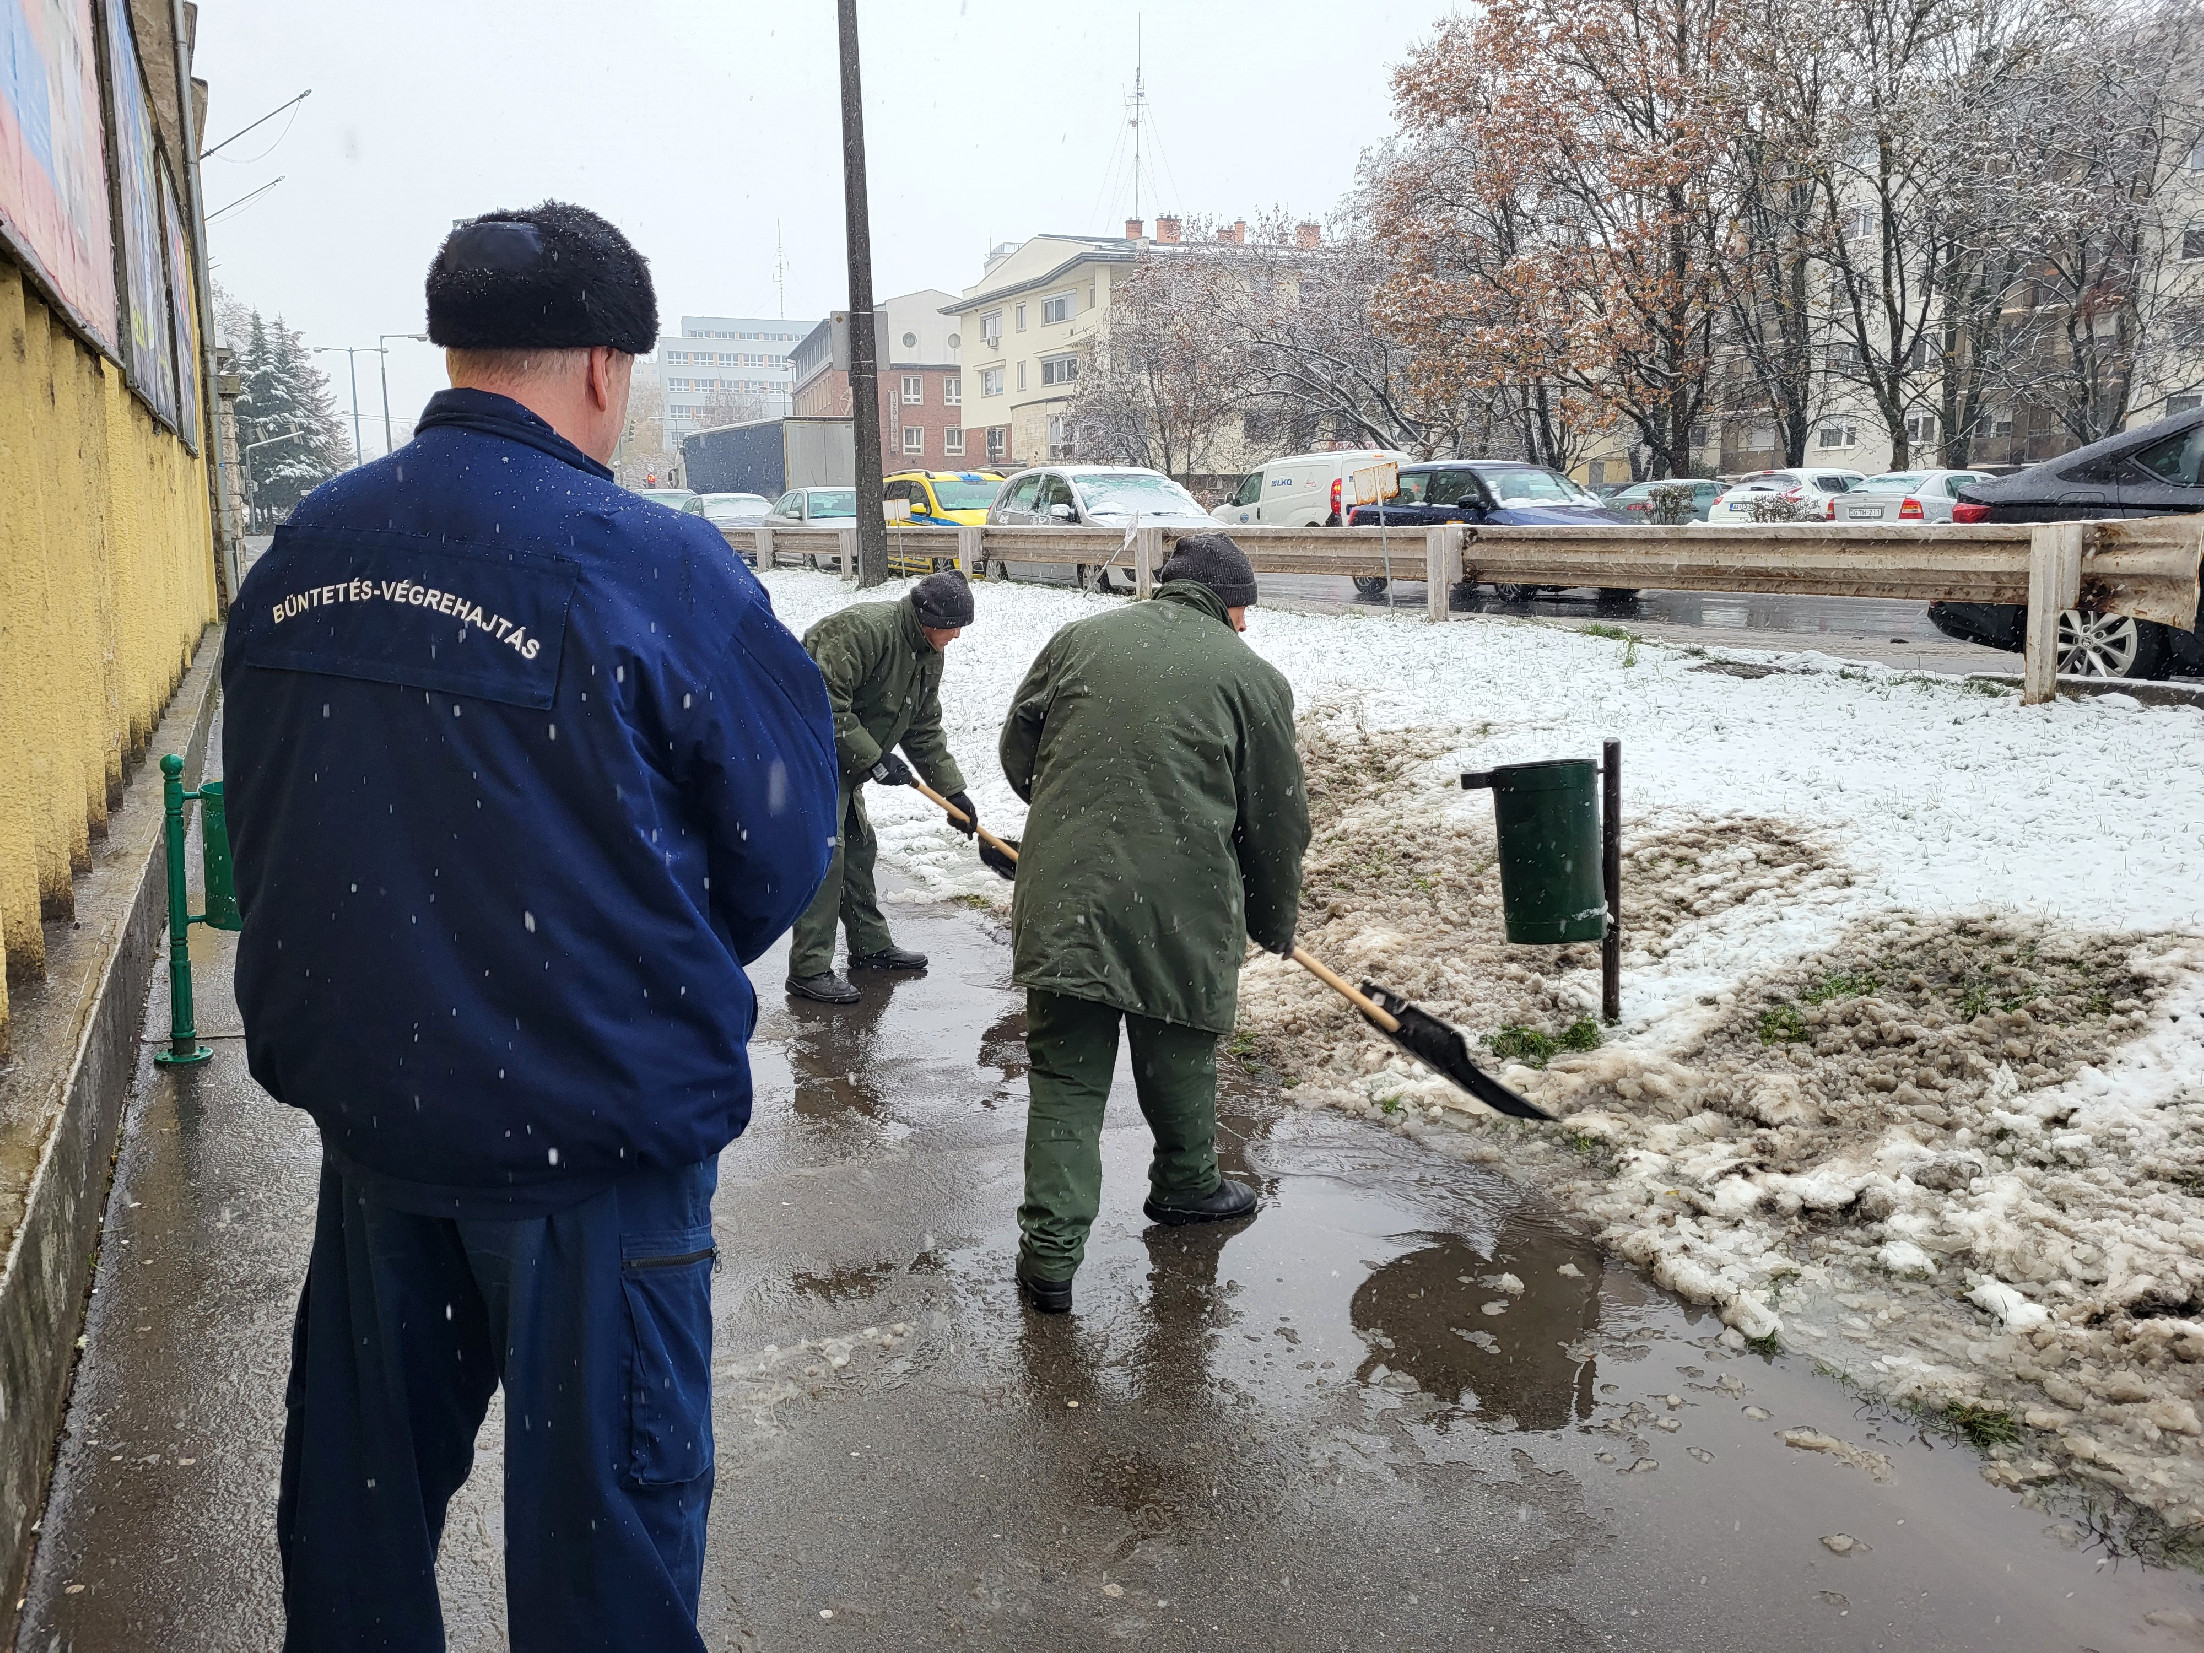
left=1608, top=478, right=1725, bottom=522
left=881, top=471, right=1006, bottom=575
left=1706, top=468, right=1864, bottom=522
left=1214, top=448, right=1413, bottom=528
left=1830, top=469, right=1995, bottom=524
left=986, top=465, right=1218, bottom=592
left=763, top=487, right=857, bottom=528
left=1346, top=460, right=1632, bottom=599
left=634, top=487, right=698, bottom=510
left=682, top=491, right=773, bottom=525
left=884, top=470, right=1007, bottom=528
left=1929, top=408, right=2204, bottom=679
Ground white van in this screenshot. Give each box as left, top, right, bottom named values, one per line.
left=1214, top=448, right=1413, bottom=527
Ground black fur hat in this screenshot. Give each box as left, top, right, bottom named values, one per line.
left=425, top=202, right=658, bottom=355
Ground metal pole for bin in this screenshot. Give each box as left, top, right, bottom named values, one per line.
left=155, top=755, right=211, bottom=1067
left=1601, top=738, right=1621, bottom=1024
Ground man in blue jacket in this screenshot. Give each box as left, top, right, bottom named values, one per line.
left=222, top=202, right=839, bottom=1652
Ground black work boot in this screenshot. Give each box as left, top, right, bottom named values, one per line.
left=849, top=946, right=928, bottom=971
left=1144, top=1176, right=1259, bottom=1227
left=786, top=971, right=860, bottom=1004
left=1016, top=1262, right=1072, bottom=1315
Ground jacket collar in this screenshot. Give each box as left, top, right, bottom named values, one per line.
left=1154, top=580, right=1233, bottom=625
left=899, top=596, right=933, bottom=656
left=412, top=389, right=616, bottom=481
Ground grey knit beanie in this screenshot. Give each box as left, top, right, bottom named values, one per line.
left=1158, top=533, right=1257, bottom=607
left=910, top=570, right=975, bottom=629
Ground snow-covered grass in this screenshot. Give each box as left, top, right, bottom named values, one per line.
left=758, top=567, right=2204, bottom=1543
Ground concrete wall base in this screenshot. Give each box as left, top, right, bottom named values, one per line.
left=0, top=625, right=221, bottom=1627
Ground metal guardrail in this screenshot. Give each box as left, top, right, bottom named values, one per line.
left=719, top=517, right=2204, bottom=705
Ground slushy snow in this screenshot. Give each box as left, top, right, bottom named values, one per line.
left=757, top=567, right=2204, bottom=1538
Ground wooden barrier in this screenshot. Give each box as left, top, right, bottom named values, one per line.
left=725, top=517, right=2203, bottom=707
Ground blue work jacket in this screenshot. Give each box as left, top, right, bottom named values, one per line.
left=222, top=389, right=838, bottom=1215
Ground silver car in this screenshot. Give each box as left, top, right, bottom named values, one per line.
left=986, top=465, right=1218, bottom=592
left=1832, top=469, right=1997, bottom=524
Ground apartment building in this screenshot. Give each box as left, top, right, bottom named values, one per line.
left=789, top=290, right=970, bottom=469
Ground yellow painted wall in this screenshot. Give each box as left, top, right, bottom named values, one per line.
left=0, top=257, right=220, bottom=1055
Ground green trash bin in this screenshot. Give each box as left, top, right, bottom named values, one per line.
left=1461, top=758, right=1607, bottom=944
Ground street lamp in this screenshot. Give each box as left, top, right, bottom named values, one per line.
left=377, top=333, right=428, bottom=456
left=313, top=346, right=372, bottom=467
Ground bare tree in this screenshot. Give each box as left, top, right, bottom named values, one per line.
left=1071, top=248, right=1252, bottom=475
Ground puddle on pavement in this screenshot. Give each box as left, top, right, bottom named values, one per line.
left=730, top=890, right=2204, bottom=1651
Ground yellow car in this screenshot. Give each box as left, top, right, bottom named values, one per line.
left=884, top=470, right=1005, bottom=575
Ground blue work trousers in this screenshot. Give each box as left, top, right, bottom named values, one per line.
left=278, top=1154, right=720, bottom=1651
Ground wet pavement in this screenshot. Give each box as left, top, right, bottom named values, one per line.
left=1254, top=576, right=2001, bottom=676
left=19, top=720, right=2204, bottom=1650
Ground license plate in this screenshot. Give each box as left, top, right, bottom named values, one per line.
left=1849, top=505, right=1885, bottom=519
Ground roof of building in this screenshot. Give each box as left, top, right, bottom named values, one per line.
left=942, top=237, right=1141, bottom=315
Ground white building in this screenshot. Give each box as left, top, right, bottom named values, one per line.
left=652, top=314, right=817, bottom=437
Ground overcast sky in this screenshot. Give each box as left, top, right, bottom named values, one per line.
left=195, top=0, right=1447, bottom=456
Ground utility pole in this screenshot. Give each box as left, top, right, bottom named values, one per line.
left=837, top=0, right=887, bottom=587
left=377, top=334, right=426, bottom=455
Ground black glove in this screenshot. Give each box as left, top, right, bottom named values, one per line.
left=943, top=790, right=979, bottom=837
left=979, top=835, right=1020, bottom=881
left=868, top=752, right=915, bottom=788
left=1268, top=934, right=1296, bottom=959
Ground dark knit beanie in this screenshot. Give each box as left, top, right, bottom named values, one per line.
left=910, top=570, right=975, bottom=629
left=426, top=202, right=658, bottom=355
left=1158, top=533, right=1258, bottom=607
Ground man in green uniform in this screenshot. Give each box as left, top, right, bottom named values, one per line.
left=787, top=572, right=980, bottom=1004
left=998, top=535, right=1309, bottom=1313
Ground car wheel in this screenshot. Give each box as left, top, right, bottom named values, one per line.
left=1597, top=587, right=1640, bottom=606
left=2057, top=609, right=2170, bottom=679
left=1492, top=583, right=1537, bottom=602
left=1353, top=575, right=1390, bottom=597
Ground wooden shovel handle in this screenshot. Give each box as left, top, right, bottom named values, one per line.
left=1291, top=946, right=1402, bottom=1033
left=910, top=778, right=1021, bottom=859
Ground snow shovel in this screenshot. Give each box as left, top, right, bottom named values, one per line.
left=907, top=782, right=1552, bottom=1122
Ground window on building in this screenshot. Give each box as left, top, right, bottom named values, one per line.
left=903, top=426, right=924, bottom=454
left=981, top=311, right=1002, bottom=346
left=1040, top=353, right=1077, bottom=386
left=2185, top=225, right=2204, bottom=262
left=1015, top=303, right=1026, bottom=331
left=944, top=426, right=966, bottom=456
left=2170, top=394, right=2204, bottom=415
left=2190, top=134, right=2204, bottom=173
left=1905, top=411, right=1939, bottom=444
left=980, top=366, right=1004, bottom=397
left=1016, top=362, right=1027, bottom=391
left=1041, top=291, right=1073, bottom=325
left=1816, top=422, right=1858, bottom=449
left=1048, top=415, right=1074, bottom=460
left=902, top=375, right=924, bottom=404
left=944, top=376, right=962, bottom=406
left=1992, top=409, right=2016, bottom=437
left=986, top=426, right=1007, bottom=459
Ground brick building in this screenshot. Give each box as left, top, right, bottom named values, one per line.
left=789, top=290, right=974, bottom=473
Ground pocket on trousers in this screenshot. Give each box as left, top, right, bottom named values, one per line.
left=621, top=1228, right=717, bottom=1486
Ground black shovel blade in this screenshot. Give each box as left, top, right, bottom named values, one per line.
left=1358, top=983, right=1555, bottom=1121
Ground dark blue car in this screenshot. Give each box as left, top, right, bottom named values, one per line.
left=1346, top=460, right=1632, bottom=599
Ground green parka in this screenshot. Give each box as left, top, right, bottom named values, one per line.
left=803, top=596, right=965, bottom=792
left=999, top=581, right=1309, bottom=1033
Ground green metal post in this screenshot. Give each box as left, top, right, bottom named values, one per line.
left=154, top=753, right=212, bottom=1067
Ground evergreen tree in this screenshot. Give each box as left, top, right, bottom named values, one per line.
left=235, top=310, right=352, bottom=519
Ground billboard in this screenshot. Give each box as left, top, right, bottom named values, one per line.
left=158, top=155, right=195, bottom=450
left=0, top=0, right=116, bottom=348
left=99, top=0, right=175, bottom=426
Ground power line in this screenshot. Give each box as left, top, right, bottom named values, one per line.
left=202, top=89, right=311, bottom=160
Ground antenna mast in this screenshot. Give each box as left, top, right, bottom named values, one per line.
left=774, top=221, right=790, bottom=320
left=1129, top=16, right=1144, bottom=225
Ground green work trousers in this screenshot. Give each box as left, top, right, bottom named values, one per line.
left=789, top=783, right=895, bottom=978
left=1018, top=988, right=1221, bottom=1281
